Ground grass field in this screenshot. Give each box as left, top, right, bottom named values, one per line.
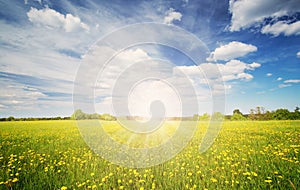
left=0, top=120, right=299, bottom=189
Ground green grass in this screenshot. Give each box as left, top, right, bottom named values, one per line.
left=0, top=120, right=299, bottom=189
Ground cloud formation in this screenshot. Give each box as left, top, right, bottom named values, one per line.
left=284, top=79, right=300, bottom=83
left=27, top=7, right=89, bottom=32
left=261, top=21, right=300, bottom=36
left=176, top=60, right=260, bottom=82
left=297, top=51, right=300, bottom=58
left=229, top=0, right=300, bottom=36
left=207, top=41, right=257, bottom=62
left=163, top=8, right=182, bottom=24
left=266, top=73, right=272, bottom=77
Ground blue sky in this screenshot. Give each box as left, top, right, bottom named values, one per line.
left=0, top=0, right=299, bottom=117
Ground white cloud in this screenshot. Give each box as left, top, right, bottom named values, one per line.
left=279, top=84, right=292, bottom=88
left=163, top=8, right=182, bottom=25
left=277, top=77, right=283, bottom=81
left=297, top=51, right=300, bottom=58
left=229, top=0, right=300, bottom=34
left=176, top=60, right=261, bottom=82
left=27, top=7, right=89, bottom=32
left=284, top=79, right=300, bottom=83
left=207, top=41, right=257, bottom=62
left=266, top=73, right=272, bottom=77
left=261, top=21, right=300, bottom=36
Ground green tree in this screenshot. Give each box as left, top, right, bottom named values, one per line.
left=231, top=113, right=247, bottom=121
left=233, top=109, right=242, bottom=115
left=272, top=109, right=291, bottom=120
left=211, top=112, right=224, bottom=121
left=100, top=113, right=116, bottom=121
left=6, top=116, right=15, bottom=121
left=199, top=113, right=210, bottom=121
left=71, top=109, right=86, bottom=120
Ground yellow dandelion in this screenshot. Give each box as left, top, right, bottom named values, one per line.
left=60, top=186, right=67, bottom=190
left=211, top=178, right=217, bottom=183
left=12, top=178, right=18, bottom=183
left=265, top=179, right=272, bottom=183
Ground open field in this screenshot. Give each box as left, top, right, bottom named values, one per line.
left=0, top=120, right=299, bottom=189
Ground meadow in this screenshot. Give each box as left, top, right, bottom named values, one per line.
left=0, top=120, right=299, bottom=189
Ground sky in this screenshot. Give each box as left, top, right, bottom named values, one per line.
left=0, top=0, right=300, bottom=118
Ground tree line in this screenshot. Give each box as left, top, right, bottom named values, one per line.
left=70, top=109, right=117, bottom=121
left=1, top=107, right=299, bottom=121
left=0, top=116, right=70, bottom=122
left=193, top=106, right=300, bottom=121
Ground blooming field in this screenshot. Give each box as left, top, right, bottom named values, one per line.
left=0, top=120, right=299, bottom=189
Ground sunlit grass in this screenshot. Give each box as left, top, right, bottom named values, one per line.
left=0, top=120, right=299, bottom=189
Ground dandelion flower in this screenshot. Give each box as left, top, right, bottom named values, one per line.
left=12, top=178, right=18, bottom=183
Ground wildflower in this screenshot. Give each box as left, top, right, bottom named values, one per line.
left=61, top=186, right=67, bottom=190
left=211, top=178, right=217, bottom=183
left=12, top=178, right=18, bottom=183
left=265, top=180, right=272, bottom=183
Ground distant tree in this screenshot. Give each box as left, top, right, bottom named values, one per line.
left=233, top=109, right=243, bottom=115
left=71, top=109, right=86, bottom=120
left=231, top=113, right=247, bottom=121
left=199, top=113, right=210, bottom=121
left=90, top=113, right=100, bottom=119
left=6, top=116, right=15, bottom=121
left=211, top=112, right=224, bottom=121
left=100, top=113, right=116, bottom=121
left=272, top=109, right=291, bottom=120
left=249, top=106, right=266, bottom=120
left=290, top=107, right=300, bottom=120
left=193, top=114, right=199, bottom=121
left=263, top=111, right=272, bottom=120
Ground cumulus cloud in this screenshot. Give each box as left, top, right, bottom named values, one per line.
left=266, top=73, right=272, bottom=77
left=261, top=21, right=300, bottom=36
left=163, top=8, right=182, bottom=24
left=207, top=41, right=257, bottom=62
left=27, top=7, right=89, bottom=32
left=277, top=77, right=283, bottom=81
left=284, top=79, right=300, bottom=83
left=297, top=51, right=300, bottom=58
left=229, top=0, right=300, bottom=35
left=176, top=60, right=261, bottom=82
